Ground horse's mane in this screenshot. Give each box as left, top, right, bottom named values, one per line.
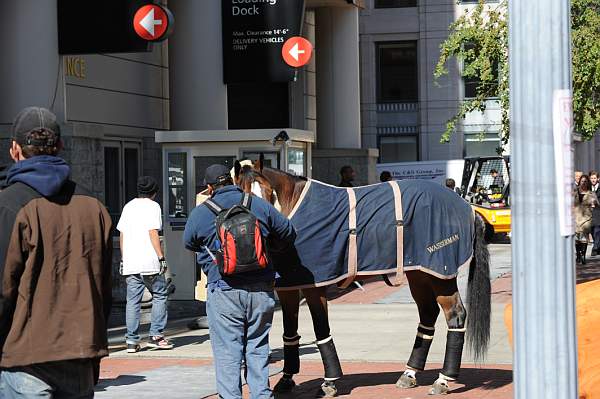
left=260, top=167, right=308, bottom=182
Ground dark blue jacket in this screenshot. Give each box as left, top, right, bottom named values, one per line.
left=183, top=185, right=296, bottom=287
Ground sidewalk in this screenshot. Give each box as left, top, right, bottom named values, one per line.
left=96, top=243, right=600, bottom=398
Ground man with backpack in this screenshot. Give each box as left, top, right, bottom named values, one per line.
left=183, top=164, right=296, bottom=399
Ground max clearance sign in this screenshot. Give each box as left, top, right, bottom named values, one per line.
left=221, top=0, right=305, bottom=83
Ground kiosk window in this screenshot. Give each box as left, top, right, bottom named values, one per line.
left=168, top=153, right=188, bottom=218
left=194, top=156, right=235, bottom=194
left=288, top=148, right=305, bottom=176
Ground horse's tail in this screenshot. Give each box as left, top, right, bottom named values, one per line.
left=466, top=213, right=491, bottom=362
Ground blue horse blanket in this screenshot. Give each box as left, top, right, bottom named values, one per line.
left=274, top=179, right=475, bottom=289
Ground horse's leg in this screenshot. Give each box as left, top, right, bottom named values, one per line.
left=429, top=276, right=467, bottom=395
left=397, top=271, right=440, bottom=389
left=273, top=289, right=301, bottom=393
left=304, top=287, right=342, bottom=398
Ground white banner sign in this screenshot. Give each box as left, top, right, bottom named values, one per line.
left=552, top=89, right=575, bottom=237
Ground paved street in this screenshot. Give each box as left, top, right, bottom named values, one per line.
left=95, top=243, right=520, bottom=398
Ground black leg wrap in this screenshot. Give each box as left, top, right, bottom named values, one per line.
left=282, top=335, right=301, bottom=375
left=441, top=330, right=465, bottom=380
left=317, top=337, right=343, bottom=380
left=407, top=325, right=435, bottom=371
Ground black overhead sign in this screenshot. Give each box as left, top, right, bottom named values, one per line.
left=222, top=0, right=305, bottom=84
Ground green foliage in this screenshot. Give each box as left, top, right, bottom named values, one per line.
left=435, top=0, right=600, bottom=147
left=572, top=0, right=600, bottom=139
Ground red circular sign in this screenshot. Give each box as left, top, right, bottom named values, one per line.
left=133, top=5, right=172, bottom=41
left=282, top=37, right=313, bottom=68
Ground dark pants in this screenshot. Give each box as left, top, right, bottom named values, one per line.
left=593, top=225, right=600, bottom=251
left=0, top=359, right=98, bottom=399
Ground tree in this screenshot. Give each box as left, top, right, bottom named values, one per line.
left=435, top=0, right=600, bottom=150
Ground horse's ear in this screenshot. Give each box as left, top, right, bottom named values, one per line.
left=258, top=153, right=264, bottom=172
left=234, top=160, right=242, bottom=178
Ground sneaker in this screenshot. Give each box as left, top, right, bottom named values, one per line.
left=127, top=343, right=141, bottom=353
left=147, top=336, right=174, bottom=350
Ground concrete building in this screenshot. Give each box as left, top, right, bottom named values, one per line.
left=359, top=0, right=599, bottom=169
left=0, top=0, right=374, bottom=314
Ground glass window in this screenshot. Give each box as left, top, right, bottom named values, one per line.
left=375, top=0, right=417, bottom=7
left=124, top=148, right=139, bottom=203
left=377, top=42, right=418, bottom=103
left=194, top=156, right=236, bottom=195
left=104, top=146, right=121, bottom=224
left=168, top=153, right=188, bottom=218
left=242, top=152, right=280, bottom=170
left=104, top=142, right=141, bottom=230
left=463, top=43, right=499, bottom=98
left=464, top=133, right=501, bottom=157
left=288, top=148, right=306, bottom=176
left=379, top=135, right=418, bottom=163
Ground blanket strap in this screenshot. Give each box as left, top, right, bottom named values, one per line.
left=340, top=188, right=358, bottom=289
left=387, top=181, right=404, bottom=286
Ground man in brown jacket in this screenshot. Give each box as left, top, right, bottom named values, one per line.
left=0, top=107, right=113, bottom=398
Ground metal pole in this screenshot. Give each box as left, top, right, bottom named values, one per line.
left=509, top=0, right=578, bottom=397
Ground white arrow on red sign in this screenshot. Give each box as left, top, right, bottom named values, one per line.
left=133, top=5, right=173, bottom=42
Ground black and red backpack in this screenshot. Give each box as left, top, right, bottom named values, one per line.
left=204, top=193, right=269, bottom=276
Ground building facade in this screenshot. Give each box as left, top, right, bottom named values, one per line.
left=360, top=0, right=505, bottom=163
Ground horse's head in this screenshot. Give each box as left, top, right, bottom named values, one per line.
left=233, top=159, right=279, bottom=209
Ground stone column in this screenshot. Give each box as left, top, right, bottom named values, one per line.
left=315, top=6, right=361, bottom=149
left=0, top=0, right=64, bottom=125
left=168, top=0, right=228, bottom=130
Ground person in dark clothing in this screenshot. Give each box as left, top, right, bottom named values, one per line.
left=183, top=164, right=296, bottom=399
left=339, top=165, right=355, bottom=187
left=380, top=170, right=392, bottom=182
left=589, top=171, right=600, bottom=256
left=0, top=107, right=113, bottom=398
left=0, top=165, right=7, bottom=190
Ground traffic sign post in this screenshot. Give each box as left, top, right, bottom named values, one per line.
left=133, top=4, right=174, bottom=42
left=282, top=37, right=313, bottom=68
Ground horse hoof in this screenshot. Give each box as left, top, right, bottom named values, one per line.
left=316, top=381, right=337, bottom=397
left=396, top=373, right=417, bottom=389
left=428, top=379, right=449, bottom=395
left=274, top=376, right=296, bottom=393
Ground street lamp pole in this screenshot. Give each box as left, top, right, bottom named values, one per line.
left=509, top=0, right=578, bottom=397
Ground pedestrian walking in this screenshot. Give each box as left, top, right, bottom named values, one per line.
left=445, top=178, right=456, bottom=191
left=183, top=164, right=296, bottom=399
left=589, top=171, right=600, bottom=256
left=117, top=176, right=174, bottom=353
left=339, top=165, right=355, bottom=187
left=0, top=107, right=113, bottom=398
left=574, top=174, right=598, bottom=264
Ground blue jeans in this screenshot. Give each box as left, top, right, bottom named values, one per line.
left=207, top=281, right=275, bottom=399
left=125, top=274, right=169, bottom=344
left=0, top=359, right=96, bottom=398
left=593, top=225, right=600, bottom=250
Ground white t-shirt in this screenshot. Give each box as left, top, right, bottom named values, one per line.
left=117, top=198, right=163, bottom=275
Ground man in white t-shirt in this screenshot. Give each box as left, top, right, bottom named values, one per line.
left=117, top=176, right=173, bottom=352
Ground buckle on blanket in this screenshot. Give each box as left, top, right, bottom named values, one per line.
left=349, top=228, right=357, bottom=235
left=396, top=220, right=404, bottom=226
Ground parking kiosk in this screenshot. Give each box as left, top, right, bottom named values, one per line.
left=155, top=129, right=315, bottom=300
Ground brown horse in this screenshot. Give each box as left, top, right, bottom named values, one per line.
left=233, top=160, right=491, bottom=397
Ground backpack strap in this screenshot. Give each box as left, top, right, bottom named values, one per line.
left=241, top=193, right=252, bottom=209
left=204, top=199, right=223, bottom=215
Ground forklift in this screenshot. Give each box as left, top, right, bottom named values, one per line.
left=460, top=156, right=511, bottom=242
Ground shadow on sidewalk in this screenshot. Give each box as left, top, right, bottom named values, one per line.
left=274, top=367, right=512, bottom=398
left=95, top=375, right=146, bottom=391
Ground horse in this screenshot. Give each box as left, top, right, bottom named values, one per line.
left=233, top=159, right=491, bottom=397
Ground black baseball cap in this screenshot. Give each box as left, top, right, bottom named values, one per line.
left=12, top=107, right=61, bottom=146
left=204, top=164, right=231, bottom=185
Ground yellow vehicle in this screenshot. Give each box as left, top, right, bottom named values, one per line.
left=460, top=156, right=511, bottom=242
